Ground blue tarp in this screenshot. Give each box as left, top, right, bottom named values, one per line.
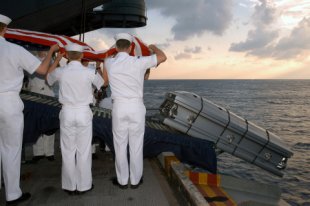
left=23, top=99, right=217, bottom=173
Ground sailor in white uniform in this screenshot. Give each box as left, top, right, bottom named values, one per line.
left=0, top=13, right=59, bottom=204
left=47, top=43, right=104, bottom=193
left=104, top=33, right=167, bottom=188
left=30, top=50, right=56, bottom=161
left=82, top=59, right=107, bottom=159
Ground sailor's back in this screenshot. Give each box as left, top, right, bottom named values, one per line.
left=0, top=36, right=40, bottom=93
left=48, top=61, right=102, bottom=106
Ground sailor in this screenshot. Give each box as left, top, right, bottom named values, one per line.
left=0, top=13, right=59, bottom=204
left=104, top=33, right=167, bottom=189
left=29, top=50, right=56, bottom=162
left=46, top=43, right=104, bottom=194
left=81, top=59, right=105, bottom=159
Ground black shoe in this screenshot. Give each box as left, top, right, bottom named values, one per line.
left=46, top=155, right=55, bottom=161
left=63, top=189, right=76, bottom=195
left=32, top=155, right=44, bottom=163
left=131, top=177, right=143, bottom=189
left=111, top=177, right=128, bottom=189
left=76, top=184, right=94, bottom=195
left=6, top=192, right=31, bottom=205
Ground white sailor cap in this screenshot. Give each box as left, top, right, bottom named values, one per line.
left=65, top=43, right=84, bottom=52
left=114, top=33, right=133, bottom=43
left=0, top=14, right=12, bottom=25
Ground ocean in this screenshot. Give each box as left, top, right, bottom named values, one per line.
left=143, top=80, right=310, bottom=206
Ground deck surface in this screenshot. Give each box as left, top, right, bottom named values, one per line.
left=0, top=140, right=180, bottom=206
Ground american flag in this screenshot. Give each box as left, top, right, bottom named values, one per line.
left=4, top=28, right=151, bottom=61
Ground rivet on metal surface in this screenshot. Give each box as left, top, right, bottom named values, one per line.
left=226, top=134, right=234, bottom=143
left=264, top=152, right=272, bottom=160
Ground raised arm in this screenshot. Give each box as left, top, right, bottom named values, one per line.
left=148, top=44, right=167, bottom=66
left=102, top=67, right=109, bottom=87
left=100, top=62, right=109, bottom=86
left=35, top=44, right=59, bottom=75
left=47, top=52, right=64, bottom=74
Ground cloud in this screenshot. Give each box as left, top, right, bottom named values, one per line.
left=230, top=0, right=310, bottom=60
left=275, top=0, right=310, bottom=23
left=175, top=53, right=192, bottom=60
left=156, top=42, right=170, bottom=49
left=230, top=0, right=278, bottom=53
left=239, top=3, right=248, bottom=8
left=230, top=27, right=279, bottom=51
left=174, top=46, right=203, bottom=60
left=146, top=0, right=233, bottom=40
left=272, top=17, right=310, bottom=59
left=184, top=46, right=202, bottom=54
left=252, top=0, right=276, bottom=26
left=85, top=37, right=109, bottom=51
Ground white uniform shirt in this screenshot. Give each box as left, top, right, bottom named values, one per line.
left=0, top=36, right=41, bottom=93
left=104, top=52, right=157, bottom=99
left=47, top=61, right=104, bottom=106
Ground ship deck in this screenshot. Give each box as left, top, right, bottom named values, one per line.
left=0, top=138, right=182, bottom=206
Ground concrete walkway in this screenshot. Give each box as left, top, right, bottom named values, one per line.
left=0, top=144, right=181, bottom=206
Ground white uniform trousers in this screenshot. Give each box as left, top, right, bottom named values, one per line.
left=112, top=98, right=146, bottom=185
left=33, top=134, right=55, bottom=156
left=0, top=92, right=23, bottom=201
left=59, top=105, right=93, bottom=191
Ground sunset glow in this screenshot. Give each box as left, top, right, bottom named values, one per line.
left=83, top=0, right=310, bottom=79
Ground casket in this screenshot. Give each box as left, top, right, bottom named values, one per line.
left=159, top=91, right=293, bottom=177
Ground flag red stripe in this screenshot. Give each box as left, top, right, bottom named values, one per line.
left=6, top=29, right=94, bottom=51
left=4, top=29, right=151, bottom=61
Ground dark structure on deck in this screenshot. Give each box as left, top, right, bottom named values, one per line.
left=0, top=0, right=147, bottom=36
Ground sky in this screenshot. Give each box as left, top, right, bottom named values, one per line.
left=83, top=0, right=310, bottom=79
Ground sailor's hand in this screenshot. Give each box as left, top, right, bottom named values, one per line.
left=96, top=61, right=101, bottom=69
left=148, top=44, right=166, bottom=65
left=50, top=44, right=60, bottom=52
left=148, top=44, right=156, bottom=50
left=56, top=52, right=65, bottom=61
left=148, top=44, right=156, bottom=54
